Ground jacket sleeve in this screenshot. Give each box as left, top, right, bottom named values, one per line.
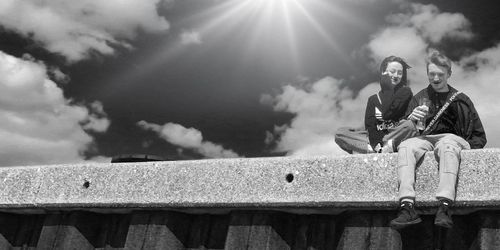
left=465, top=100, right=487, bottom=149
left=365, top=96, right=379, bottom=148
left=382, top=86, right=413, bottom=121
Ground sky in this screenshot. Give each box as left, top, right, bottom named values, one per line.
left=0, top=0, right=500, bottom=166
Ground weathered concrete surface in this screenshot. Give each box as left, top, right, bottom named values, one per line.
left=0, top=149, right=498, bottom=211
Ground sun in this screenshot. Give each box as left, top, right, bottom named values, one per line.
left=113, top=0, right=366, bottom=85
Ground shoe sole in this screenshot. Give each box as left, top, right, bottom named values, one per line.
left=390, top=217, right=422, bottom=230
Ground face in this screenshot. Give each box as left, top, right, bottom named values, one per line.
left=427, top=63, right=450, bottom=92
left=384, top=61, right=403, bottom=85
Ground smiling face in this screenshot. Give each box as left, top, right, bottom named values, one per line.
left=427, top=63, right=450, bottom=92
left=385, top=61, right=403, bottom=85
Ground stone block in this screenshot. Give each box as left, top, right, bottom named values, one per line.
left=0, top=149, right=498, bottom=212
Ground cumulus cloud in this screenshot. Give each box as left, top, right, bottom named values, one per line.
left=449, top=46, right=500, bottom=147
left=368, top=3, right=474, bottom=90
left=82, top=101, right=110, bottom=132
left=47, top=67, right=70, bottom=84
left=0, top=0, right=169, bottom=62
left=263, top=77, right=379, bottom=156
left=0, top=51, right=110, bottom=166
left=180, top=30, right=202, bottom=45
left=265, top=3, right=497, bottom=155
left=137, top=121, right=240, bottom=158
left=387, top=4, right=474, bottom=44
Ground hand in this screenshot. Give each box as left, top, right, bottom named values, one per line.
left=380, top=72, right=393, bottom=89
left=409, top=105, right=429, bottom=121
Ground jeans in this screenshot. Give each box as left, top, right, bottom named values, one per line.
left=397, top=133, right=471, bottom=201
left=335, top=127, right=373, bottom=154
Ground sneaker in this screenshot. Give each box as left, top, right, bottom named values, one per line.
left=434, top=201, right=453, bottom=228
left=390, top=201, right=422, bottom=229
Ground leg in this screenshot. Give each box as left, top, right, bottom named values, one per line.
left=391, top=136, right=433, bottom=229
left=433, top=134, right=471, bottom=201
left=382, top=119, right=419, bottom=152
left=397, top=137, right=434, bottom=200
left=432, top=134, right=470, bottom=228
left=334, top=127, right=372, bottom=154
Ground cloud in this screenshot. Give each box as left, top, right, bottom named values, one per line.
left=264, top=77, right=379, bottom=156
left=265, top=3, right=498, bottom=155
left=137, top=121, right=240, bottom=158
left=368, top=3, right=474, bottom=90
left=180, top=30, right=202, bottom=45
left=450, top=45, right=500, bottom=147
left=82, top=101, right=110, bottom=132
left=0, top=51, right=110, bottom=166
left=0, top=0, right=169, bottom=62
left=387, top=4, right=474, bottom=44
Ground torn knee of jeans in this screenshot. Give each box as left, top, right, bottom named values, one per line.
left=436, top=142, right=460, bottom=154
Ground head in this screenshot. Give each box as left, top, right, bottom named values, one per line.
left=379, top=56, right=411, bottom=86
left=425, top=50, right=452, bottom=92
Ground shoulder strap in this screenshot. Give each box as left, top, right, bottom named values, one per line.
left=421, top=91, right=461, bottom=135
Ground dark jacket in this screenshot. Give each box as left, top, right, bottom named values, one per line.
left=404, top=85, right=487, bottom=149
left=365, top=75, right=413, bottom=149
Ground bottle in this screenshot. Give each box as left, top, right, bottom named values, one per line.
left=416, top=97, right=429, bottom=131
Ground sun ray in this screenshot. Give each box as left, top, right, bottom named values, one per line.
left=308, top=0, right=370, bottom=31
left=281, top=0, right=301, bottom=71
left=106, top=0, right=363, bottom=91
left=105, top=0, right=252, bottom=88
left=242, top=0, right=281, bottom=61
left=289, top=0, right=352, bottom=65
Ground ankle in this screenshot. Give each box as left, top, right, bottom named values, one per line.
left=438, top=198, right=453, bottom=207
left=400, top=198, right=415, bottom=205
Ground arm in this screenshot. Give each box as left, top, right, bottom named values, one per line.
left=382, top=86, right=413, bottom=121
left=466, top=101, right=487, bottom=149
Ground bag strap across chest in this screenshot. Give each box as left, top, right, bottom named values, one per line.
left=421, top=91, right=461, bottom=135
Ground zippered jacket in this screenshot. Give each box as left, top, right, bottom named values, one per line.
left=404, top=85, right=487, bottom=149
left=365, top=75, right=413, bottom=149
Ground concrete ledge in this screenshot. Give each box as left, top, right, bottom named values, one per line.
left=0, top=149, right=499, bottom=212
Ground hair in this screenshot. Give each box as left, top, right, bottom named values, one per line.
left=425, top=49, right=452, bottom=76
left=379, top=55, right=411, bottom=85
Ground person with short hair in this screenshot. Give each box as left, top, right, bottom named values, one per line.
left=390, top=50, right=487, bottom=229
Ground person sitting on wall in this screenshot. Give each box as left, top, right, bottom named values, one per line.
left=390, top=49, right=487, bottom=229
left=335, top=56, right=413, bottom=154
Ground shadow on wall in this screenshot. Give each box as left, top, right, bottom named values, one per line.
left=1, top=210, right=500, bottom=249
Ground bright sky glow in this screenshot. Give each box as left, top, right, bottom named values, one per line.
left=113, top=0, right=361, bottom=85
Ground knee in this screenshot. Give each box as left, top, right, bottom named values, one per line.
left=399, top=138, right=428, bottom=161
left=398, top=138, right=418, bottom=150
left=399, top=120, right=414, bottom=129
left=334, top=130, right=344, bottom=142
left=435, top=140, right=461, bottom=155
left=335, top=127, right=348, bottom=137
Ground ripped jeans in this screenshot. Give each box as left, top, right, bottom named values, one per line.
left=397, top=133, right=470, bottom=201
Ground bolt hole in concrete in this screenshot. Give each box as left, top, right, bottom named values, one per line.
left=83, top=180, right=90, bottom=189
left=286, top=173, right=294, bottom=183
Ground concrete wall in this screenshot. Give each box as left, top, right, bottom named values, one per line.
left=0, top=149, right=499, bottom=249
